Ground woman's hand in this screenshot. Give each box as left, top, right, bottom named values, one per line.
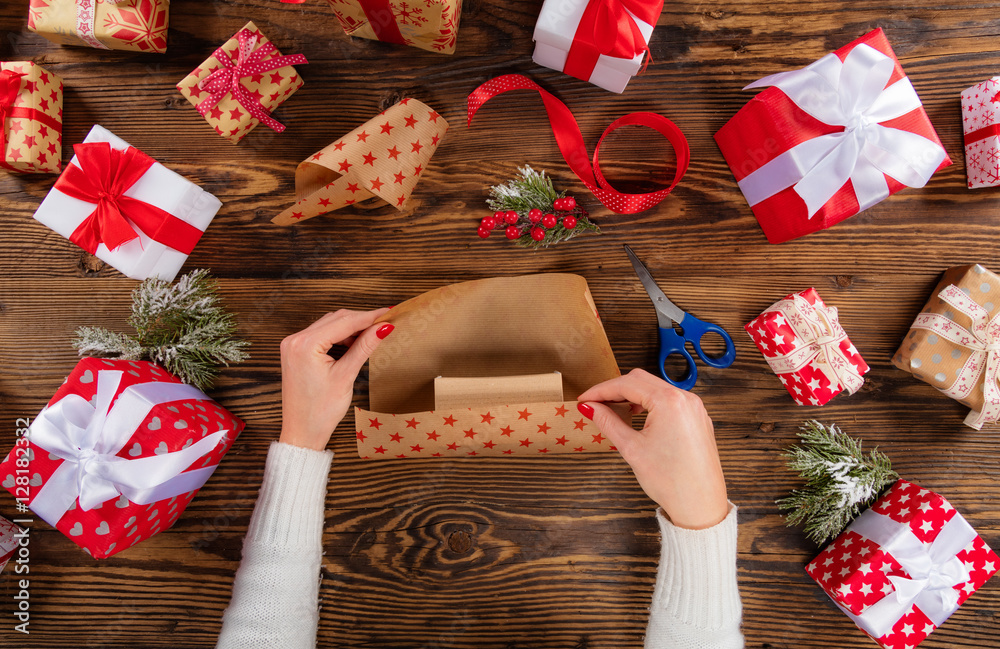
left=577, top=369, right=729, bottom=530
left=278, top=309, right=393, bottom=451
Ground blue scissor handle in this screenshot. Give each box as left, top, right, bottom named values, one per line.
left=656, top=315, right=736, bottom=391
left=657, top=326, right=699, bottom=391
left=681, top=313, right=737, bottom=369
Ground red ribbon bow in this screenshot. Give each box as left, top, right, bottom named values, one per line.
left=57, top=142, right=204, bottom=255
left=0, top=70, right=26, bottom=160
left=564, top=0, right=662, bottom=82
left=468, top=74, right=688, bottom=214
left=196, top=29, right=308, bottom=133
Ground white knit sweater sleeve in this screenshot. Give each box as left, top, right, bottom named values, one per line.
left=216, top=441, right=333, bottom=649
left=644, top=504, right=744, bottom=649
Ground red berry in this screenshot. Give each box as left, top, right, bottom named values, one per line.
left=505, top=226, right=520, bottom=240
left=530, top=227, right=545, bottom=241
left=562, top=215, right=577, bottom=229
left=541, top=214, right=557, bottom=228
left=552, top=198, right=565, bottom=211
left=481, top=217, right=497, bottom=230
left=528, top=208, right=543, bottom=223
left=477, top=226, right=491, bottom=239
left=493, top=211, right=505, bottom=220
left=561, top=196, right=576, bottom=210
left=504, top=211, right=519, bottom=225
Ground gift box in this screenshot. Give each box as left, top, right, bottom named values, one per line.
left=0, top=358, right=243, bottom=559
left=745, top=288, right=868, bottom=406
left=32, top=124, right=222, bottom=281
left=28, top=0, right=168, bottom=52
left=892, top=264, right=1000, bottom=429
left=714, top=28, right=950, bottom=244
left=806, top=479, right=999, bottom=648
left=0, top=62, right=62, bottom=174
left=0, top=516, right=21, bottom=573
left=273, top=97, right=448, bottom=224
left=532, top=0, right=662, bottom=94
left=961, top=77, right=1000, bottom=189
left=176, top=21, right=308, bottom=144
left=355, top=274, right=623, bottom=458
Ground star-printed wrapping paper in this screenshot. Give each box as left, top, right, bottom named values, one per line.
left=0, top=516, right=22, bottom=573
left=273, top=97, right=448, bottom=224
left=32, top=124, right=222, bottom=281
left=714, top=28, right=950, bottom=244
left=892, top=264, right=1000, bottom=430
left=745, top=288, right=868, bottom=406
left=28, top=0, right=169, bottom=52
left=177, top=21, right=308, bottom=144
left=0, top=62, right=62, bottom=174
left=354, top=274, right=622, bottom=458
left=806, top=480, right=999, bottom=649
left=961, top=77, right=1000, bottom=188
left=0, top=358, right=244, bottom=559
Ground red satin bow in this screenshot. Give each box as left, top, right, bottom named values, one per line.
left=590, top=0, right=659, bottom=59
left=196, top=29, right=308, bottom=133
left=468, top=74, right=688, bottom=214
left=57, top=142, right=204, bottom=255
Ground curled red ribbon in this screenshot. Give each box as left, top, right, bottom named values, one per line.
left=57, top=142, right=204, bottom=255
left=196, top=29, right=308, bottom=133
left=467, top=74, right=688, bottom=214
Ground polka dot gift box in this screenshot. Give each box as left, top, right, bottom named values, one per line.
left=0, top=358, right=244, bottom=559
left=805, top=480, right=998, bottom=649
left=892, top=264, right=1000, bottom=429
left=745, top=287, right=869, bottom=406
left=961, top=77, right=1000, bottom=188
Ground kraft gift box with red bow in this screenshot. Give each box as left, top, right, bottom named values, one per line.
left=0, top=358, right=244, bottom=560
left=715, top=28, right=951, bottom=244
left=0, top=61, right=62, bottom=174
left=806, top=480, right=998, bottom=649
left=745, top=288, right=869, bottom=406
left=532, top=0, right=663, bottom=93
left=32, top=124, right=222, bottom=281
left=961, top=77, right=1000, bottom=188
left=28, top=0, right=169, bottom=52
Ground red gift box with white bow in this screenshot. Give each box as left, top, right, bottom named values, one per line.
left=0, top=358, right=243, bottom=559
left=745, top=288, right=869, bottom=406
left=806, top=480, right=999, bottom=648
left=714, top=28, right=950, bottom=244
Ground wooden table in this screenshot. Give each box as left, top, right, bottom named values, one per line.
left=1, top=1, right=999, bottom=647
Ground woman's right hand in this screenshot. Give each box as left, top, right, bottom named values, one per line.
left=576, top=369, right=729, bottom=530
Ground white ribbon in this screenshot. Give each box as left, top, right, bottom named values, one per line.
left=909, top=284, right=1000, bottom=430
left=27, top=369, right=230, bottom=528
left=760, top=292, right=865, bottom=396
left=840, top=504, right=976, bottom=639
left=737, top=43, right=947, bottom=218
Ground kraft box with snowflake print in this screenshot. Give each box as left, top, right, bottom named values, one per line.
left=961, top=77, right=1000, bottom=188
left=28, top=0, right=168, bottom=53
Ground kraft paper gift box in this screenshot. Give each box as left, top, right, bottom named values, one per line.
left=532, top=0, right=662, bottom=94
left=28, top=0, right=169, bottom=52
left=32, top=124, right=222, bottom=281
left=354, top=274, right=623, bottom=458
left=805, top=480, right=999, bottom=648
left=0, top=516, right=21, bottom=573
left=961, top=77, right=1000, bottom=188
left=714, top=28, right=950, bottom=244
left=177, top=21, right=308, bottom=144
left=0, top=358, right=244, bottom=559
left=0, top=62, right=62, bottom=174
left=892, top=263, right=1000, bottom=429
left=745, top=288, right=869, bottom=406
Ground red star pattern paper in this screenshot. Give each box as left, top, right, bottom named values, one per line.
left=273, top=97, right=448, bottom=224
left=321, top=0, right=462, bottom=54
left=177, top=22, right=305, bottom=144
left=0, top=62, right=62, bottom=174
left=28, top=0, right=168, bottom=53
left=805, top=480, right=999, bottom=649
left=745, top=288, right=869, bottom=406
left=961, top=77, right=1000, bottom=188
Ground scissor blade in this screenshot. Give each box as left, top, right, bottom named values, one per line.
left=623, top=244, right=686, bottom=327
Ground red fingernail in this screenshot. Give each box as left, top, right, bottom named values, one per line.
left=376, top=323, right=395, bottom=339
left=577, top=402, right=594, bottom=420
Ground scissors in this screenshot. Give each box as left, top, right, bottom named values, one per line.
left=624, top=244, right=736, bottom=390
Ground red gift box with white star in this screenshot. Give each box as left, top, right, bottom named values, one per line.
left=0, top=358, right=244, bottom=559
left=0, top=61, right=62, bottom=174
left=961, top=77, right=1000, bottom=189
left=806, top=480, right=999, bottom=649
left=0, top=515, right=22, bottom=574
left=745, top=288, right=869, bottom=406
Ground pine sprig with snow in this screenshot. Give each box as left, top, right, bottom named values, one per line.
left=777, top=420, right=897, bottom=545
left=72, top=269, right=249, bottom=390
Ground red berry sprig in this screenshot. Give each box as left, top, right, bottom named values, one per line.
left=478, top=191, right=595, bottom=247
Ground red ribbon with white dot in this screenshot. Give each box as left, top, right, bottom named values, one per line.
left=467, top=74, right=688, bottom=214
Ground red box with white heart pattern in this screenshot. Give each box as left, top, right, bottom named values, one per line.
left=745, top=288, right=869, bottom=406
left=806, top=480, right=998, bottom=648
left=0, top=358, right=243, bottom=559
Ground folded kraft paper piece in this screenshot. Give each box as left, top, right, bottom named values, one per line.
left=354, top=274, right=622, bottom=458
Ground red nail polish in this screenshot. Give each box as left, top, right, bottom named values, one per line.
left=376, top=323, right=395, bottom=339
left=577, top=402, right=594, bottom=420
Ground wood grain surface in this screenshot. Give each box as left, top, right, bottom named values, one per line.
left=2, top=0, right=1000, bottom=647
